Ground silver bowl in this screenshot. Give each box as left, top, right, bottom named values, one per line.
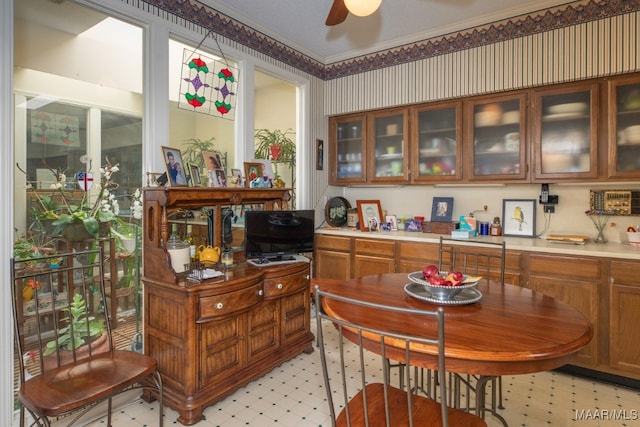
left=407, top=271, right=479, bottom=301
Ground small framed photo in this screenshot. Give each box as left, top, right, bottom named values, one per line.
left=316, top=139, right=324, bottom=170
left=230, top=168, right=243, bottom=187
left=214, top=168, right=227, bottom=187
left=431, top=197, right=454, bottom=222
left=203, top=151, right=224, bottom=171
left=368, top=217, right=379, bottom=232
left=356, top=200, right=383, bottom=232
left=244, top=162, right=264, bottom=183
left=385, top=215, right=398, bottom=231
left=502, top=199, right=536, bottom=237
left=162, top=146, right=188, bottom=187
left=189, top=164, right=201, bottom=187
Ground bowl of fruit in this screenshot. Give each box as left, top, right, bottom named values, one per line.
left=407, top=264, right=482, bottom=301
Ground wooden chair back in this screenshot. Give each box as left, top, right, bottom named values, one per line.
left=11, top=247, right=163, bottom=427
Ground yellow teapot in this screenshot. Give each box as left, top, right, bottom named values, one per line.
left=198, top=245, right=220, bottom=263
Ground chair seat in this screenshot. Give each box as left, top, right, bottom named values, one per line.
left=336, top=383, right=487, bottom=427
left=20, top=350, right=158, bottom=418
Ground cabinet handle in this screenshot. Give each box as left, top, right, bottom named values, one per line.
left=258, top=289, right=263, bottom=296
left=277, top=283, right=283, bottom=289
left=215, top=302, right=224, bottom=310
left=304, top=274, right=310, bottom=280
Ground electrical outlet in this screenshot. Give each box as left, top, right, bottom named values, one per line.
left=544, top=205, right=555, bottom=213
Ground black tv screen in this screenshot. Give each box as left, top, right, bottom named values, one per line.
left=244, top=210, right=315, bottom=260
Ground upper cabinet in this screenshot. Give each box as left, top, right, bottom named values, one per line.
left=531, top=81, right=599, bottom=181
left=328, top=72, right=640, bottom=186
left=329, top=114, right=367, bottom=185
left=410, top=101, right=462, bottom=183
left=464, top=93, right=528, bottom=182
left=607, top=73, right=640, bottom=179
left=368, top=108, right=409, bottom=183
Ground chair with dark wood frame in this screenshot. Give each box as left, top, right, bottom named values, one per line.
left=12, top=247, right=163, bottom=427
left=315, top=286, right=487, bottom=427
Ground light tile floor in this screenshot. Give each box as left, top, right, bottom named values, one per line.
left=56, top=317, right=639, bottom=427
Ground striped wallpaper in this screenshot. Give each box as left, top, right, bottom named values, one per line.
left=324, top=11, right=640, bottom=116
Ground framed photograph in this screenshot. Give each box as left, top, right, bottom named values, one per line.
left=230, top=168, right=243, bottom=187
left=356, top=200, right=383, bottom=232
left=316, top=139, right=324, bottom=170
left=244, top=162, right=264, bottom=183
left=189, top=164, right=201, bottom=186
left=502, top=199, right=536, bottom=237
left=385, top=215, right=398, bottom=231
left=431, top=197, right=454, bottom=222
left=162, top=146, right=188, bottom=187
left=214, top=168, right=227, bottom=187
left=203, top=151, right=224, bottom=171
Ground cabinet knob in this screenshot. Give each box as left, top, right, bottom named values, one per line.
left=304, top=274, right=310, bottom=280
left=277, top=283, right=283, bottom=289
left=258, top=289, right=263, bottom=296
left=216, top=302, right=224, bottom=310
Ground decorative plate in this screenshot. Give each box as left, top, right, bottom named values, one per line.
left=404, top=282, right=483, bottom=306
left=324, top=196, right=351, bottom=227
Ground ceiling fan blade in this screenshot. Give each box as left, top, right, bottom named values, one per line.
left=326, top=0, right=348, bottom=26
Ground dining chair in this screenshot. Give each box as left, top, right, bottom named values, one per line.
left=12, top=247, right=163, bottom=427
left=314, top=286, right=488, bottom=427
left=438, top=236, right=506, bottom=422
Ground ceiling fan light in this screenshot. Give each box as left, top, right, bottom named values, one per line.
left=344, top=0, right=381, bottom=17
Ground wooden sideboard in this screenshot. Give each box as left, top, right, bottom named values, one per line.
left=142, top=187, right=313, bottom=425
left=314, top=229, right=640, bottom=383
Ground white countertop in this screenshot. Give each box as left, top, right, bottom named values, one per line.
left=316, top=227, right=640, bottom=260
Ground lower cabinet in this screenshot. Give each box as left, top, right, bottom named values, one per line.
left=354, top=238, right=396, bottom=277
left=144, top=262, right=314, bottom=425
left=609, top=260, right=640, bottom=375
left=314, top=234, right=352, bottom=280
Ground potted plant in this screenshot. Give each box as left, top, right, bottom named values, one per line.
left=42, top=293, right=107, bottom=369
left=254, top=128, right=296, bottom=189
left=110, top=188, right=143, bottom=255
left=181, top=137, right=224, bottom=178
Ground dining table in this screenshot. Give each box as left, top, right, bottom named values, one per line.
left=318, top=273, right=594, bottom=425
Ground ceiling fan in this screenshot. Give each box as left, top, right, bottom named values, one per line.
left=325, top=0, right=382, bottom=26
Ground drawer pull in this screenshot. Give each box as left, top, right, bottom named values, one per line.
left=258, top=289, right=263, bottom=296
left=277, top=283, right=283, bottom=289
left=216, top=302, right=224, bottom=310
left=304, top=274, right=310, bottom=280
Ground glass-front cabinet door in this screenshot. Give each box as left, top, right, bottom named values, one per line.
left=368, top=108, right=409, bottom=183
left=411, top=101, right=462, bottom=183
left=531, top=82, right=598, bottom=181
left=607, top=73, right=640, bottom=179
left=329, top=114, right=367, bottom=185
left=465, top=93, right=528, bottom=182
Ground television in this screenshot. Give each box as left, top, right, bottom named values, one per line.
left=244, top=210, right=315, bottom=261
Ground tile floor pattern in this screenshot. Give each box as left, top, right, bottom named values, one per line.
left=51, top=316, right=639, bottom=427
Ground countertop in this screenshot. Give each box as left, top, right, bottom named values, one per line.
left=316, top=227, right=640, bottom=260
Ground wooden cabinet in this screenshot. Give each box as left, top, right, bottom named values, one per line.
left=609, top=260, right=640, bottom=375
left=368, top=108, right=409, bottom=183
left=354, top=238, right=396, bottom=277
left=314, top=234, right=352, bottom=281
left=329, top=114, right=367, bottom=185
left=410, top=100, right=463, bottom=183
left=464, top=92, right=529, bottom=182
left=606, top=72, right=640, bottom=179
left=142, top=187, right=313, bottom=425
left=531, top=81, right=599, bottom=181
left=524, top=254, right=600, bottom=367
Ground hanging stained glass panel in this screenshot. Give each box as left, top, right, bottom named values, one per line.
left=178, top=48, right=239, bottom=120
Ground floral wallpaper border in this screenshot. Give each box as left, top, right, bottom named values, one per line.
left=144, top=0, right=638, bottom=80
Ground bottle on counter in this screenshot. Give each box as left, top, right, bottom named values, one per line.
left=185, top=225, right=197, bottom=262
left=490, top=217, right=502, bottom=236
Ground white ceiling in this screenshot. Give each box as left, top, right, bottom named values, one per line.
left=197, top=0, right=575, bottom=63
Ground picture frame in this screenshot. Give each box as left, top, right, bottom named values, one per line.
left=203, top=151, right=224, bottom=171
left=230, top=168, right=243, bottom=187
left=316, top=139, right=324, bottom=170
left=431, top=197, right=454, bottom=222
left=244, top=162, right=264, bottom=184
left=385, top=215, right=398, bottom=231
left=214, top=168, right=227, bottom=187
left=502, top=199, right=536, bottom=237
left=161, top=146, right=188, bottom=187
left=189, top=164, right=201, bottom=187
left=356, top=200, right=383, bottom=232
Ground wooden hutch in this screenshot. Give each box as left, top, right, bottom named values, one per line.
left=142, top=187, right=314, bottom=425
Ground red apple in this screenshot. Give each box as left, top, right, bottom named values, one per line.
left=422, top=264, right=439, bottom=279
left=452, top=271, right=464, bottom=282
left=429, top=275, right=446, bottom=286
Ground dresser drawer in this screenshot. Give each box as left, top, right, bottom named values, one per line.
left=264, top=272, right=308, bottom=298
left=199, top=283, right=263, bottom=320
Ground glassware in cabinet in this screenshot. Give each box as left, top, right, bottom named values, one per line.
left=369, top=109, right=409, bottom=182
left=608, top=75, right=640, bottom=178
left=466, top=94, right=527, bottom=181
left=532, top=82, right=598, bottom=181
left=330, top=115, right=366, bottom=184
left=411, top=101, right=462, bottom=182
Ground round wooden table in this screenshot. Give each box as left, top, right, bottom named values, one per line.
left=319, top=274, right=593, bottom=426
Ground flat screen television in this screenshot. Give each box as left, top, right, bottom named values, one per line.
left=244, top=210, right=315, bottom=261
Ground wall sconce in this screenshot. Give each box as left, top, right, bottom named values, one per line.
left=344, top=0, right=382, bottom=17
